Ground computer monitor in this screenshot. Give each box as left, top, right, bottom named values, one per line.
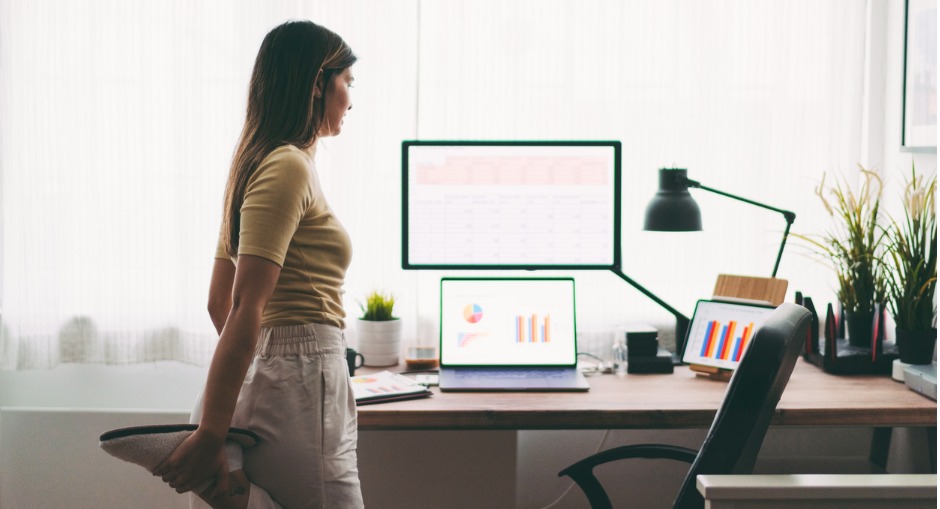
left=402, top=140, right=621, bottom=270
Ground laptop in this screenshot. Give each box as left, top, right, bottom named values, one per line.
left=438, top=277, right=590, bottom=391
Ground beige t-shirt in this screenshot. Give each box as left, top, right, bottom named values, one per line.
left=216, top=144, right=352, bottom=329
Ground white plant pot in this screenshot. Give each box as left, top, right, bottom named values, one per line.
left=357, top=318, right=402, bottom=367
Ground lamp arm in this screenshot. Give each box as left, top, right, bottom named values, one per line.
left=770, top=219, right=794, bottom=278
left=687, top=180, right=794, bottom=218
left=610, top=267, right=691, bottom=363
left=684, top=178, right=796, bottom=278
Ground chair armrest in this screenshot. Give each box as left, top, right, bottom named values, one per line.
left=558, top=444, right=698, bottom=509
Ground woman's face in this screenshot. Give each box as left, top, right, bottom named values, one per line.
left=319, top=67, right=354, bottom=137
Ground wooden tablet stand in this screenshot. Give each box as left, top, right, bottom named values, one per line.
left=689, top=274, right=788, bottom=380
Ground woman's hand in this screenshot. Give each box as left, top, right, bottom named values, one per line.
left=153, top=429, right=229, bottom=496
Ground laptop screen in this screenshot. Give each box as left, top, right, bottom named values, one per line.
left=440, top=278, right=578, bottom=367
left=682, top=299, right=776, bottom=370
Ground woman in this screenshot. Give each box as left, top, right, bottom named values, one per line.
left=153, top=20, right=361, bottom=509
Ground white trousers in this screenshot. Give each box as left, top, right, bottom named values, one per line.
left=191, top=323, right=363, bottom=509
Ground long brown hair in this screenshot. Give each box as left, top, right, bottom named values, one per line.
left=220, top=20, right=356, bottom=257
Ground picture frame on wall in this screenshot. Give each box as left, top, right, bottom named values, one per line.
left=902, top=0, right=937, bottom=150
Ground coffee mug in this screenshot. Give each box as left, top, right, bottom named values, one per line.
left=346, top=347, right=365, bottom=375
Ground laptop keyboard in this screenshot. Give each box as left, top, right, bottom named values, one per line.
left=455, top=369, right=570, bottom=379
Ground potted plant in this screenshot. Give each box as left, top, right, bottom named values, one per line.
left=885, top=167, right=937, bottom=364
left=356, top=290, right=402, bottom=366
left=798, top=166, right=888, bottom=347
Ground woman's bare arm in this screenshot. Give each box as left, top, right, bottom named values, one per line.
left=207, top=258, right=236, bottom=335
left=154, top=254, right=281, bottom=495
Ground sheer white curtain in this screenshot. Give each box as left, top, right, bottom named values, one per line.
left=413, top=0, right=868, bottom=348
left=1, top=0, right=868, bottom=369
left=0, top=0, right=418, bottom=369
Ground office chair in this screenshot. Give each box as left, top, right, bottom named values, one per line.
left=559, top=302, right=812, bottom=509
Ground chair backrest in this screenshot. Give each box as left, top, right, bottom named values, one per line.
left=673, top=302, right=812, bottom=509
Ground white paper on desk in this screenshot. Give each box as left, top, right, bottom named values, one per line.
left=351, top=370, right=430, bottom=402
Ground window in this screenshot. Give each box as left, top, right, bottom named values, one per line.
left=0, top=0, right=869, bottom=368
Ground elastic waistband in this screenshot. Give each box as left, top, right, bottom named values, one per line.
left=256, top=322, right=346, bottom=357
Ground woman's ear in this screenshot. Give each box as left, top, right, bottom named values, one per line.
left=314, top=68, right=324, bottom=98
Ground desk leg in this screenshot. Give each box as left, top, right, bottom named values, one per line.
left=928, top=427, right=936, bottom=473
left=870, top=427, right=937, bottom=473
left=869, top=427, right=891, bottom=472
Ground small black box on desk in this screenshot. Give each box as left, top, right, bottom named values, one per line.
left=627, top=347, right=675, bottom=374
left=626, top=326, right=659, bottom=357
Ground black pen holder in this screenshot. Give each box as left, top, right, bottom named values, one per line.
left=795, top=292, right=898, bottom=375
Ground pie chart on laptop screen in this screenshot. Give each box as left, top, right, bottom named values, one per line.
left=464, top=304, right=483, bottom=323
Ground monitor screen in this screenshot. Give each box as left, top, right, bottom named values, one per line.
left=402, top=140, right=621, bottom=269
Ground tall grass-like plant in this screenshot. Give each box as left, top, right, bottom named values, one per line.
left=885, top=167, right=937, bottom=332
left=797, top=166, right=887, bottom=322
left=359, top=290, right=397, bottom=321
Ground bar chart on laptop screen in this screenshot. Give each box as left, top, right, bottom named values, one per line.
left=404, top=143, right=618, bottom=268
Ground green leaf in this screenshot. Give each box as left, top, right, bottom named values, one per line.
left=793, top=166, right=887, bottom=315
left=883, top=164, right=937, bottom=331
left=359, top=290, right=398, bottom=321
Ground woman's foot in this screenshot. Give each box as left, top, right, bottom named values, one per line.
left=197, top=469, right=251, bottom=509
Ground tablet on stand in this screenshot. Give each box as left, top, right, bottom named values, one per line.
left=683, top=275, right=787, bottom=380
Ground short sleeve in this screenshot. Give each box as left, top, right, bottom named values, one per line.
left=214, top=236, right=230, bottom=260
left=236, top=149, right=314, bottom=266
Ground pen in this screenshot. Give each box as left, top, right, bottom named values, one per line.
left=824, top=303, right=835, bottom=362
left=804, top=297, right=819, bottom=355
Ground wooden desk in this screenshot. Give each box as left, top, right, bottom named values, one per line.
left=357, top=360, right=936, bottom=430
left=355, top=361, right=935, bottom=508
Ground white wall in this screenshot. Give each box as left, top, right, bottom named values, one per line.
left=0, top=408, right=190, bottom=509
left=880, top=0, right=937, bottom=176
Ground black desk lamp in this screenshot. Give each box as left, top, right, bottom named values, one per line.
left=645, top=168, right=796, bottom=278
left=632, top=168, right=796, bottom=361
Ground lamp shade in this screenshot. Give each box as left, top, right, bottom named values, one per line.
left=644, top=168, right=703, bottom=231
